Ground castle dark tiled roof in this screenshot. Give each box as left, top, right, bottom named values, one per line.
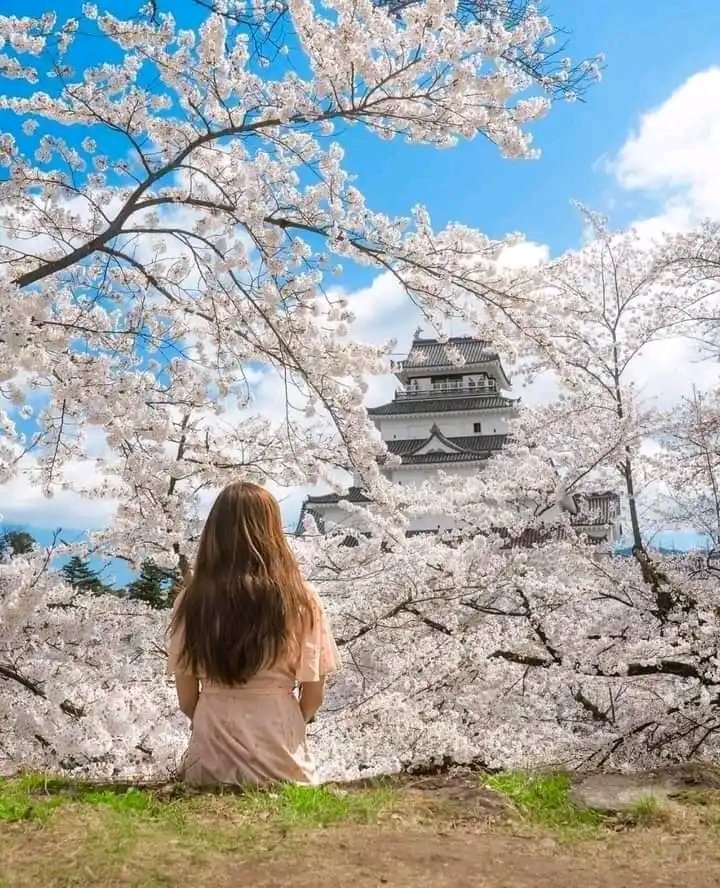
left=394, top=336, right=512, bottom=388
left=571, top=491, right=621, bottom=524
left=400, top=451, right=490, bottom=465
left=445, top=434, right=508, bottom=453
left=400, top=337, right=498, bottom=369
left=386, top=434, right=507, bottom=457
left=304, top=486, right=371, bottom=505
left=368, top=395, right=516, bottom=416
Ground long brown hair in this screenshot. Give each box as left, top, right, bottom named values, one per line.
left=171, top=481, right=314, bottom=685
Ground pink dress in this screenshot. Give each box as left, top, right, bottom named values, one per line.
left=166, top=586, right=340, bottom=786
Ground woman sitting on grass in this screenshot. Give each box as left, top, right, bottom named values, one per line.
left=166, top=480, right=339, bottom=786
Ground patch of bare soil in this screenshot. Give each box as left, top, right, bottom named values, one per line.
left=223, top=823, right=717, bottom=888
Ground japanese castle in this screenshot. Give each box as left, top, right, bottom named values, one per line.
left=299, top=333, right=621, bottom=544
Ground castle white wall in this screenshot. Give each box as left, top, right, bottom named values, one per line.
left=308, top=479, right=619, bottom=541
left=309, top=495, right=619, bottom=539
left=404, top=512, right=460, bottom=532
left=374, top=410, right=511, bottom=440
left=307, top=501, right=474, bottom=534
left=384, top=462, right=486, bottom=485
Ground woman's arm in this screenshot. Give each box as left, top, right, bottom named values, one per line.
left=298, top=678, right=326, bottom=723
left=174, top=674, right=200, bottom=721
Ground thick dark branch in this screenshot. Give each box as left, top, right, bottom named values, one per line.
left=336, top=600, right=410, bottom=646
left=488, top=650, right=551, bottom=668
left=403, top=604, right=453, bottom=636
left=571, top=686, right=610, bottom=723
left=0, top=663, right=85, bottom=716
left=626, top=660, right=712, bottom=682
left=13, top=118, right=302, bottom=289
left=489, top=650, right=717, bottom=686
left=461, top=600, right=526, bottom=617
left=0, top=663, right=45, bottom=697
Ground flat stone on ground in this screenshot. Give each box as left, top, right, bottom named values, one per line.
left=570, top=774, right=681, bottom=811
left=570, top=765, right=720, bottom=812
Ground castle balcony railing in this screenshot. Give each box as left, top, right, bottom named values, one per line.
left=395, top=380, right=497, bottom=399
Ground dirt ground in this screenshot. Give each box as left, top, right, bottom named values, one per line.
left=231, top=824, right=719, bottom=888
left=3, top=769, right=720, bottom=887
left=6, top=817, right=713, bottom=888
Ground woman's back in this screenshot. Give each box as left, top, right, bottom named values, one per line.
left=168, top=583, right=339, bottom=786
left=166, top=480, right=340, bottom=788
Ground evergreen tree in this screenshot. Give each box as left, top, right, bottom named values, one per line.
left=126, top=560, right=172, bottom=609
left=60, top=556, right=107, bottom=594
left=0, top=529, right=35, bottom=557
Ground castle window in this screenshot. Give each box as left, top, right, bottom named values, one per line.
left=473, top=422, right=482, bottom=434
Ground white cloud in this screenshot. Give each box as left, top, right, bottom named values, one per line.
left=628, top=205, right=695, bottom=243
left=343, top=271, right=422, bottom=406
left=517, top=370, right=560, bottom=407
left=496, top=240, right=550, bottom=270
left=627, top=337, right=717, bottom=410
left=0, top=471, right=117, bottom=531
left=0, top=424, right=117, bottom=532
left=600, top=68, right=720, bottom=414
left=344, top=270, right=423, bottom=348
left=613, top=67, right=720, bottom=225
left=502, top=336, right=716, bottom=412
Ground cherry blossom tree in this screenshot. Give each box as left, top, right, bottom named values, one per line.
left=518, top=217, right=686, bottom=524
left=4, top=5, right=719, bottom=783
left=0, top=552, right=183, bottom=778
left=4, top=513, right=719, bottom=782
left=294, top=215, right=720, bottom=776
left=305, top=532, right=720, bottom=775
left=0, top=0, right=606, bottom=778
left=657, top=387, right=720, bottom=567
left=2, top=391, right=719, bottom=780
left=0, top=1, right=602, bottom=567
left=656, top=221, right=720, bottom=360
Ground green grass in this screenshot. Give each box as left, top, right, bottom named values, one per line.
left=480, top=772, right=605, bottom=836
left=0, top=774, right=401, bottom=887
left=625, top=794, right=670, bottom=827
left=0, top=773, right=395, bottom=827
left=0, top=774, right=167, bottom=823
left=628, top=795, right=660, bottom=817
left=239, top=781, right=395, bottom=826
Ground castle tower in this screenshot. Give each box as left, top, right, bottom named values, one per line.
left=369, top=333, right=516, bottom=487
left=298, top=333, right=620, bottom=543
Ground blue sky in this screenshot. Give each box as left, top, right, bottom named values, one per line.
left=336, top=0, right=720, bottom=262
left=2, top=0, right=720, bottom=564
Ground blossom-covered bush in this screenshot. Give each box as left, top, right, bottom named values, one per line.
left=3, top=528, right=719, bottom=781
